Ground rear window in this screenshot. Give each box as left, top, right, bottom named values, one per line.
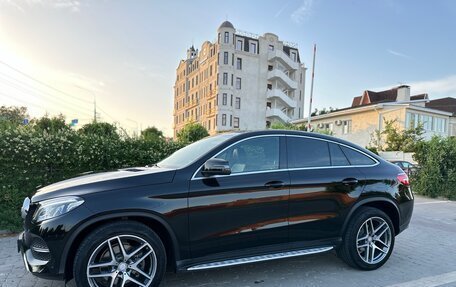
left=287, top=137, right=330, bottom=168
left=329, top=143, right=350, bottom=166
left=340, top=146, right=376, bottom=166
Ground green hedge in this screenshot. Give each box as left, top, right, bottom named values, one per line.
left=412, top=136, right=456, bottom=200
left=0, top=126, right=183, bottom=231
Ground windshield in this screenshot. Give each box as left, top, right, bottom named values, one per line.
left=157, top=133, right=237, bottom=169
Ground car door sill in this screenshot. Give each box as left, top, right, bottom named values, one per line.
left=187, top=246, right=333, bottom=271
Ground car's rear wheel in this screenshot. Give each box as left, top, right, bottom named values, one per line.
left=337, top=207, right=395, bottom=270
left=73, top=221, right=166, bottom=287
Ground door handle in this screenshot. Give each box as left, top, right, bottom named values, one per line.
left=265, top=181, right=285, bottom=188
left=342, top=178, right=359, bottom=185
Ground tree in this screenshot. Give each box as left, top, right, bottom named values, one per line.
left=141, top=126, right=164, bottom=142
left=0, top=106, right=29, bottom=127
left=33, top=114, right=69, bottom=133
left=79, top=122, right=118, bottom=138
left=368, top=119, right=424, bottom=152
left=177, top=122, right=209, bottom=143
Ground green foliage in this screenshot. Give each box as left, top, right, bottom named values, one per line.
left=412, top=136, right=456, bottom=200
left=79, top=122, right=119, bottom=138
left=141, top=126, right=164, bottom=142
left=0, top=112, right=183, bottom=231
left=177, top=122, right=209, bottom=143
left=311, top=107, right=337, bottom=117
left=32, top=114, right=69, bottom=133
left=369, top=119, right=424, bottom=152
left=0, top=106, right=29, bottom=128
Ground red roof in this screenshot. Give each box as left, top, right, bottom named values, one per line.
left=351, top=86, right=428, bottom=107
left=425, top=97, right=456, bottom=115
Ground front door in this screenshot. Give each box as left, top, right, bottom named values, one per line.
left=188, top=136, right=290, bottom=259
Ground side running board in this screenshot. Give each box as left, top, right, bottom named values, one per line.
left=187, top=246, right=333, bottom=271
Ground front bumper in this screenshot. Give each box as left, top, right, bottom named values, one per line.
left=17, top=231, right=64, bottom=280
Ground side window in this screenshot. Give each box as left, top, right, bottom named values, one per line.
left=329, top=143, right=350, bottom=166
left=287, top=137, right=330, bottom=168
left=216, top=137, right=280, bottom=173
left=340, top=146, right=376, bottom=166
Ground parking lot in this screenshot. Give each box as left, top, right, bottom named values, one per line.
left=1, top=195, right=455, bottom=287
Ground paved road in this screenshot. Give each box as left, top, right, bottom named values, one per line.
left=1, top=195, right=455, bottom=287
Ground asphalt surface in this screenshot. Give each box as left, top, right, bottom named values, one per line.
left=1, top=195, right=455, bottom=287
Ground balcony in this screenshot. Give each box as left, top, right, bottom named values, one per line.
left=268, top=49, right=299, bottom=71
left=266, top=107, right=291, bottom=123
left=267, top=69, right=298, bottom=90
left=267, top=89, right=297, bottom=109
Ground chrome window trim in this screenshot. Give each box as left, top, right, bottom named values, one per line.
left=191, top=134, right=379, bottom=180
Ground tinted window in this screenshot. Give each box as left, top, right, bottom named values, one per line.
left=287, top=137, right=330, bottom=168
left=216, top=137, right=279, bottom=173
left=329, top=143, right=350, bottom=166
left=340, top=146, right=376, bottom=166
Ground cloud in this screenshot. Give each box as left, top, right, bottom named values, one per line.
left=409, top=75, right=456, bottom=96
left=387, top=49, right=411, bottom=59
left=291, top=0, right=314, bottom=24
left=274, top=2, right=290, bottom=18
left=2, top=0, right=83, bottom=12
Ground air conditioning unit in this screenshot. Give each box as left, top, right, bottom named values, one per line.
left=317, top=123, right=324, bottom=128
left=335, top=120, right=342, bottom=126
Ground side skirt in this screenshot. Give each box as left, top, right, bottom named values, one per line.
left=186, top=246, right=333, bottom=271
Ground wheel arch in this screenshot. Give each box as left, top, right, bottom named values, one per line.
left=61, top=211, right=180, bottom=280
left=342, top=197, right=401, bottom=236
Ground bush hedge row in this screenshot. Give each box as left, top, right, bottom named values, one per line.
left=0, top=126, right=183, bottom=231
left=412, top=136, right=456, bottom=200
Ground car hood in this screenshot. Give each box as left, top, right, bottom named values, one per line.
left=31, top=166, right=176, bottom=202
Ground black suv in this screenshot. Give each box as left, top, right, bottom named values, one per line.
left=18, top=131, right=414, bottom=287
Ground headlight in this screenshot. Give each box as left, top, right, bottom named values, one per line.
left=33, top=196, right=84, bottom=222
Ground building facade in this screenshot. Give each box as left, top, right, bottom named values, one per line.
left=293, top=85, right=456, bottom=148
left=173, top=21, right=307, bottom=137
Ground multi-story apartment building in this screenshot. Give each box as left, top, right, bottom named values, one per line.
left=173, top=21, right=307, bottom=137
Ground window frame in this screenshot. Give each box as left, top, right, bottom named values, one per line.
left=191, top=134, right=378, bottom=180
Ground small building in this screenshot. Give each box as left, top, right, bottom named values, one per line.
left=293, top=85, right=456, bottom=147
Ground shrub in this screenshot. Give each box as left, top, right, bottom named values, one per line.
left=412, top=136, right=456, bottom=200
left=0, top=124, right=183, bottom=231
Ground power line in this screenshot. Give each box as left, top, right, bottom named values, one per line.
left=0, top=78, right=92, bottom=118
left=0, top=73, right=92, bottom=117
left=0, top=59, right=92, bottom=104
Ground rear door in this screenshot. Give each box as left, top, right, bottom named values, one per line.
left=286, top=136, right=367, bottom=243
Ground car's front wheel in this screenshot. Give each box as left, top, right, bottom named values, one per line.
left=337, top=207, right=395, bottom=270
left=73, top=221, right=166, bottom=287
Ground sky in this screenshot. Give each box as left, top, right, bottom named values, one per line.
left=0, top=0, right=455, bottom=136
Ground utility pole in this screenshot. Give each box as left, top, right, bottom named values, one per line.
left=307, top=44, right=317, bottom=131
left=93, top=94, right=97, bottom=123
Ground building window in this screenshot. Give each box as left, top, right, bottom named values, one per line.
left=230, top=94, right=233, bottom=106
left=223, top=73, right=228, bottom=85
left=250, top=42, right=257, bottom=53
left=342, top=120, right=352, bottom=134
left=222, top=114, right=226, bottom=126
left=291, top=51, right=297, bottom=62
left=222, top=93, right=227, bottom=105
left=223, top=52, right=228, bottom=64
left=235, top=97, right=241, bottom=109
left=234, top=117, right=239, bottom=128
left=268, top=45, right=274, bottom=51
left=230, top=115, right=233, bottom=127
left=236, top=58, right=242, bottom=70
left=236, top=77, right=241, bottom=89
left=236, top=39, right=243, bottom=50
left=224, top=32, right=229, bottom=43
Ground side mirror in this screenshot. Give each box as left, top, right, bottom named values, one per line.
left=201, top=158, right=231, bottom=177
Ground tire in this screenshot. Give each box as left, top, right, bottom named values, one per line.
left=73, top=221, right=166, bottom=287
left=337, top=207, right=395, bottom=270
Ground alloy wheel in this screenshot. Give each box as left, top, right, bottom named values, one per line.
left=356, top=216, right=392, bottom=265
left=86, top=235, right=157, bottom=287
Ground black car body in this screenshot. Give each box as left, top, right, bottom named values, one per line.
left=18, top=130, right=414, bottom=286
